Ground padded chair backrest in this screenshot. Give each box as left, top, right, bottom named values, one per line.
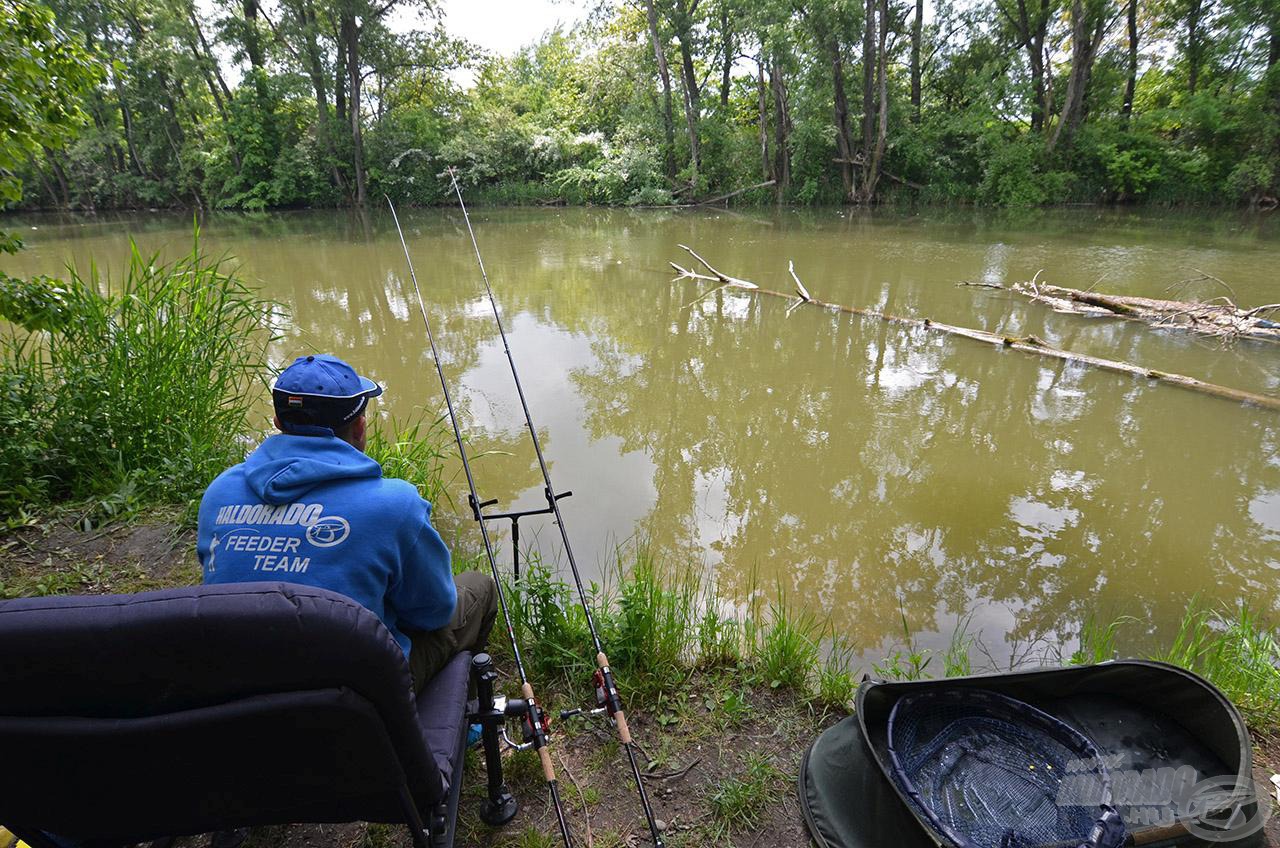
left=0, top=582, right=442, bottom=842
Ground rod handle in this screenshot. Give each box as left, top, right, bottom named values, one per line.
left=595, top=653, right=634, bottom=742
left=522, top=681, right=558, bottom=782
left=614, top=707, right=633, bottom=744
left=538, top=745, right=557, bottom=782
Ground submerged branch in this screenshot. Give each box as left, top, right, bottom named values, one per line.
left=674, top=245, right=758, bottom=289
left=969, top=275, right=1280, bottom=342
left=669, top=246, right=1280, bottom=413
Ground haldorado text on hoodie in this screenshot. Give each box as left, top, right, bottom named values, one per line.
left=196, top=433, right=455, bottom=656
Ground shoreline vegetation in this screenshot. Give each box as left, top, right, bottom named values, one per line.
left=5, top=0, right=1280, bottom=213
left=2, top=233, right=1277, bottom=846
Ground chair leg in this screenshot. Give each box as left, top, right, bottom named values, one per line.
left=397, top=782, right=433, bottom=848
left=469, top=653, right=518, bottom=827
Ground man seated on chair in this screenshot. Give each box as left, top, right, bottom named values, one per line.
left=197, top=353, right=497, bottom=693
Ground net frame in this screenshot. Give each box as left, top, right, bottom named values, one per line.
left=886, top=688, right=1122, bottom=848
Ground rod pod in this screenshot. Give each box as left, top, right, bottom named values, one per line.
left=445, top=169, right=667, bottom=848
left=386, top=197, right=575, bottom=848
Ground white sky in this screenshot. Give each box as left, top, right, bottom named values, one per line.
left=439, top=0, right=590, bottom=56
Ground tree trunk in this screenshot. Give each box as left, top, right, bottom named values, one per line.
left=1122, top=0, right=1137, bottom=120
left=859, top=0, right=890, bottom=202
left=117, top=92, right=148, bottom=178
left=861, top=0, right=876, bottom=153
left=342, top=14, right=367, bottom=207
left=676, top=16, right=702, bottom=188
left=189, top=8, right=233, bottom=104
left=1271, top=20, right=1279, bottom=73
left=29, top=153, right=61, bottom=208
left=770, top=52, right=791, bottom=195
left=645, top=0, right=677, bottom=178
left=1026, top=0, right=1049, bottom=133
left=294, top=0, right=345, bottom=191
left=1048, top=0, right=1107, bottom=153
left=1002, top=0, right=1050, bottom=132
left=757, top=58, right=771, bottom=182
left=911, top=0, right=923, bottom=122
left=1268, top=17, right=1280, bottom=129
left=1187, top=0, right=1204, bottom=96
left=334, top=25, right=348, bottom=129
left=180, top=9, right=230, bottom=125
left=91, top=102, right=126, bottom=175
left=720, top=5, right=733, bottom=108
left=43, top=149, right=72, bottom=208
left=831, top=39, right=855, bottom=201
left=243, top=0, right=267, bottom=74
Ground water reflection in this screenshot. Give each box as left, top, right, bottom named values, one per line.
left=3, top=206, right=1278, bottom=665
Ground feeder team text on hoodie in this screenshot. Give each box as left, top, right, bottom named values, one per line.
left=196, top=433, right=456, bottom=657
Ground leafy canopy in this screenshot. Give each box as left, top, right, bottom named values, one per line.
left=0, top=0, right=101, bottom=204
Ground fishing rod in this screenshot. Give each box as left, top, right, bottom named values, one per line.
left=386, top=197, right=575, bottom=848
left=445, top=168, right=667, bottom=848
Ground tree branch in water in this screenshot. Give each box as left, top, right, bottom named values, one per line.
left=669, top=247, right=1280, bottom=413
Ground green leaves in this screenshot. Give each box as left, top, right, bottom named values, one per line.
left=0, top=0, right=102, bottom=205
left=0, top=272, right=77, bottom=332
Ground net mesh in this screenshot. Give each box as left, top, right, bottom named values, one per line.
left=887, top=690, right=1121, bottom=848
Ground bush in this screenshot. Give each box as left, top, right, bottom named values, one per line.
left=1101, top=143, right=1164, bottom=201
left=977, top=134, right=1070, bottom=206
left=1226, top=155, right=1276, bottom=204
left=0, top=231, right=274, bottom=514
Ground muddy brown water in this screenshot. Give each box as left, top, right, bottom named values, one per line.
left=3, top=206, right=1278, bottom=667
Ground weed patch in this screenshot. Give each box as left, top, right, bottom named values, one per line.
left=0, top=231, right=273, bottom=514
left=706, top=751, right=786, bottom=835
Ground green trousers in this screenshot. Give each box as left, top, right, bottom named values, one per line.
left=408, top=571, right=499, bottom=693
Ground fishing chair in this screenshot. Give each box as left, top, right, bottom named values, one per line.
left=0, top=582, right=523, bottom=848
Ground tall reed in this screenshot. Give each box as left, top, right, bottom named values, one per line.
left=1155, top=603, right=1280, bottom=728
left=0, top=232, right=273, bottom=513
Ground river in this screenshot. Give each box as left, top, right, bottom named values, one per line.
left=4, top=206, right=1278, bottom=666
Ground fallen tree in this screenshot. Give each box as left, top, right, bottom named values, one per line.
left=961, top=272, right=1280, bottom=343
left=669, top=246, right=1280, bottom=413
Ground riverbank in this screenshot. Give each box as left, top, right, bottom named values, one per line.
left=2, top=511, right=1277, bottom=847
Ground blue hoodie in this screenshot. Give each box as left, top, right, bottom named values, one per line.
left=196, top=434, right=455, bottom=657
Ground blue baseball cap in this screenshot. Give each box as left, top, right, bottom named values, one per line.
left=271, top=354, right=384, bottom=435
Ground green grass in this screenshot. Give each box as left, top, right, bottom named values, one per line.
left=364, top=410, right=455, bottom=509
left=600, top=546, right=700, bottom=695
left=0, top=230, right=273, bottom=516
left=1068, top=613, right=1135, bottom=666
left=816, top=630, right=857, bottom=708
left=753, top=593, right=820, bottom=691
left=497, top=541, right=1280, bottom=740
left=706, top=751, right=786, bottom=835
left=1153, top=603, right=1280, bottom=728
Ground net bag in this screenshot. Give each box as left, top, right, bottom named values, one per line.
left=886, top=689, right=1126, bottom=848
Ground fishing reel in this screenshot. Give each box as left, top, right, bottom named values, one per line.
left=469, top=654, right=553, bottom=753
left=559, top=666, right=622, bottom=723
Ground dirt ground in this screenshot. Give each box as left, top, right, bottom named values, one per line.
left=2, top=517, right=1277, bottom=848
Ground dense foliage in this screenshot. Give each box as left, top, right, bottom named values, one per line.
left=0, top=239, right=274, bottom=517
left=6, top=0, right=1280, bottom=207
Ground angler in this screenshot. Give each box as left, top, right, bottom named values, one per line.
left=446, top=168, right=668, bottom=848
left=387, top=197, right=576, bottom=848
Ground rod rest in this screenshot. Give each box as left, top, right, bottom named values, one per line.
left=467, top=653, right=519, bottom=826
